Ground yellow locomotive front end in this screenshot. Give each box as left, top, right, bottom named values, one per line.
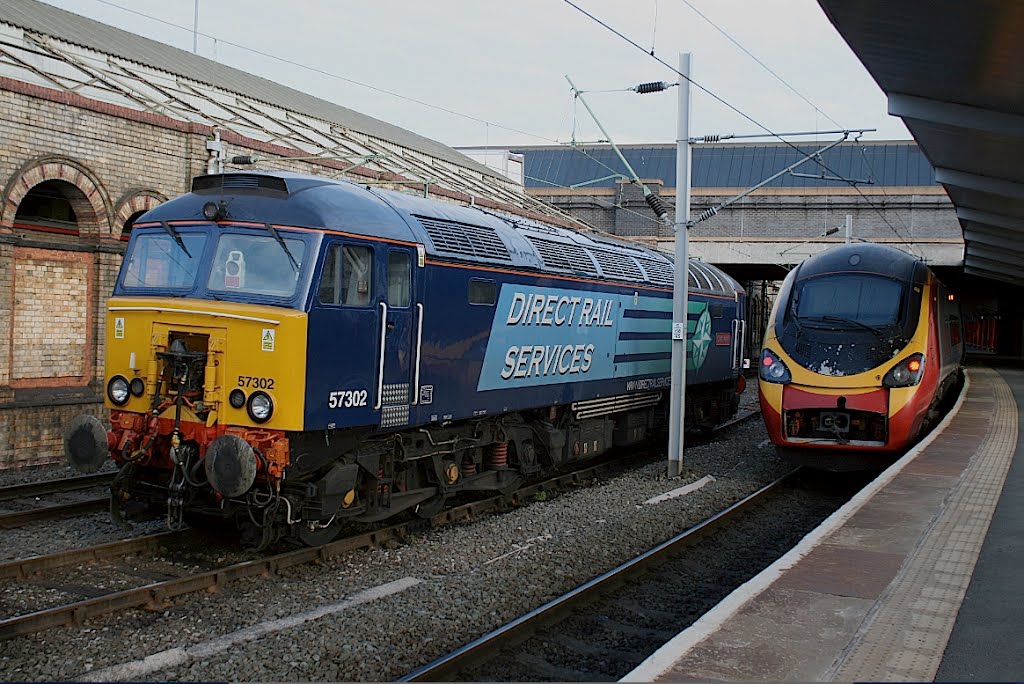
left=67, top=297, right=308, bottom=532
left=62, top=192, right=319, bottom=546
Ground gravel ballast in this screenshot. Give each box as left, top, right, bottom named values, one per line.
left=0, top=398, right=797, bottom=682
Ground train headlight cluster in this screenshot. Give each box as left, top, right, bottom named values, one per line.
left=883, top=353, right=925, bottom=388
left=247, top=391, right=274, bottom=423
left=107, top=376, right=130, bottom=405
left=759, top=349, right=791, bottom=384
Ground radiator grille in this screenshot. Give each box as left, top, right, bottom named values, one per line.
left=527, top=237, right=599, bottom=276
left=637, top=258, right=674, bottom=286
left=591, top=249, right=643, bottom=282
left=416, top=216, right=512, bottom=262
left=191, top=174, right=288, bottom=193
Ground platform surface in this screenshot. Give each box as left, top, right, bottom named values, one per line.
left=624, top=366, right=1021, bottom=682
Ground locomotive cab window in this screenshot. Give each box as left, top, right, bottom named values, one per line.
left=387, top=251, right=411, bottom=308
left=468, top=278, right=497, bottom=305
left=122, top=232, right=209, bottom=290
left=318, top=244, right=373, bottom=306
left=207, top=232, right=307, bottom=298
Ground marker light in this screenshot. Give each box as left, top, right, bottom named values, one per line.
left=129, top=378, right=145, bottom=397
left=759, top=349, right=792, bottom=384
left=883, top=353, right=925, bottom=388
left=229, top=389, right=246, bottom=409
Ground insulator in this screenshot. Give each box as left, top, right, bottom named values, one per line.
left=230, top=155, right=255, bottom=165
left=634, top=80, right=669, bottom=94
left=645, top=193, right=670, bottom=220
left=702, top=134, right=721, bottom=143
left=697, top=206, right=720, bottom=222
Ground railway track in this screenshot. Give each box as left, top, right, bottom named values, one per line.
left=0, top=407, right=761, bottom=642
left=0, top=473, right=113, bottom=528
left=0, top=456, right=654, bottom=641
left=402, top=467, right=869, bottom=682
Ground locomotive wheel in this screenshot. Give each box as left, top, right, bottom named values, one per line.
left=413, top=494, right=447, bottom=519
left=297, top=519, right=342, bottom=546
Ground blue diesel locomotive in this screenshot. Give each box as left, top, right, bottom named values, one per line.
left=65, top=172, right=747, bottom=547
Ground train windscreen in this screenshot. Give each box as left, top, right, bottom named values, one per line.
left=792, top=275, right=902, bottom=327
left=118, top=226, right=311, bottom=304
left=781, top=272, right=918, bottom=376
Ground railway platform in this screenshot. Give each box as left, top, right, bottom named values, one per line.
left=624, top=364, right=1022, bottom=682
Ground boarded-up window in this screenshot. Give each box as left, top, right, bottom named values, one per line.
left=10, top=248, right=91, bottom=383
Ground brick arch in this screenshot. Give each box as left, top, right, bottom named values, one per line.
left=114, top=189, right=168, bottom=237
left=2, top=157, right=112, bottom=237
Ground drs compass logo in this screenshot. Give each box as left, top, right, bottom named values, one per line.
left=688, top=305, right=713, bottom=371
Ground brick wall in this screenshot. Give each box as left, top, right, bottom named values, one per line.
left=0, top=78, right=383, bottom=469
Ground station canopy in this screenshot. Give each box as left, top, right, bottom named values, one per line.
left=819, top=0, right=1024, bottom=285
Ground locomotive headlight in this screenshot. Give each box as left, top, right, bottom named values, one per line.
left=247, top=391, right=274, bottom=423
left=107, top=376, right=130, bottom=405
left=759, top=349, right=792, bottom=384
left=883, top=353, right=925, bottom=388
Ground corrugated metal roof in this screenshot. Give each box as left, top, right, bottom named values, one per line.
left=514, top=142, right=938, bottom=190
left=0, top=0, right=496, bottom=177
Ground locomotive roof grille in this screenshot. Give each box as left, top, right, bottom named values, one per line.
left=636, top=258, right=674, bottom=287
left=590, top=249, right=643, bottom=282
left=526, top=236, right=599, bottom=276
left=415, top=216, right=512, bottom=262
left=191, top=174, right=289, bottom=193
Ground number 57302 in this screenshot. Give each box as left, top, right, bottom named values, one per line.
left=328, top=389, right=368, bottom=408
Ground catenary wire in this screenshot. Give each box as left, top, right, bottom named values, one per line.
left=561, top=0, right=921, bottom=255
left=677, top=0, right=845, bottom=130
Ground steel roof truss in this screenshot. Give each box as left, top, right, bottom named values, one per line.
left=962, top=242, right=1024, bottom=267
left=888, top=93, right=1024, bottom=138
left=934, top=167, right=1024, bottom=202
left=963, top=254, right=1023, bottom=278
left=963, top=227, right=1024, bottom=253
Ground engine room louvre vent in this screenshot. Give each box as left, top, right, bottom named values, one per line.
left=590, top=249, right=643, bottom=282
left=415, top=216, right=512, bottom=262
left=192, top=174, right=289, bottom=193
left=526, top=237, right=599, bottom=276
left=637, top=258, right=674, bottom=286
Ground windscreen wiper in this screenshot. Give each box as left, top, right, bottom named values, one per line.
left=160, top=220, right=192, bottom=258
left=264, top=222, right=299, bottom=272
left=808, top=314, right=886, bottom=340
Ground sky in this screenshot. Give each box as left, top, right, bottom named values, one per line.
left=39, top=0, right=912, bottom=149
